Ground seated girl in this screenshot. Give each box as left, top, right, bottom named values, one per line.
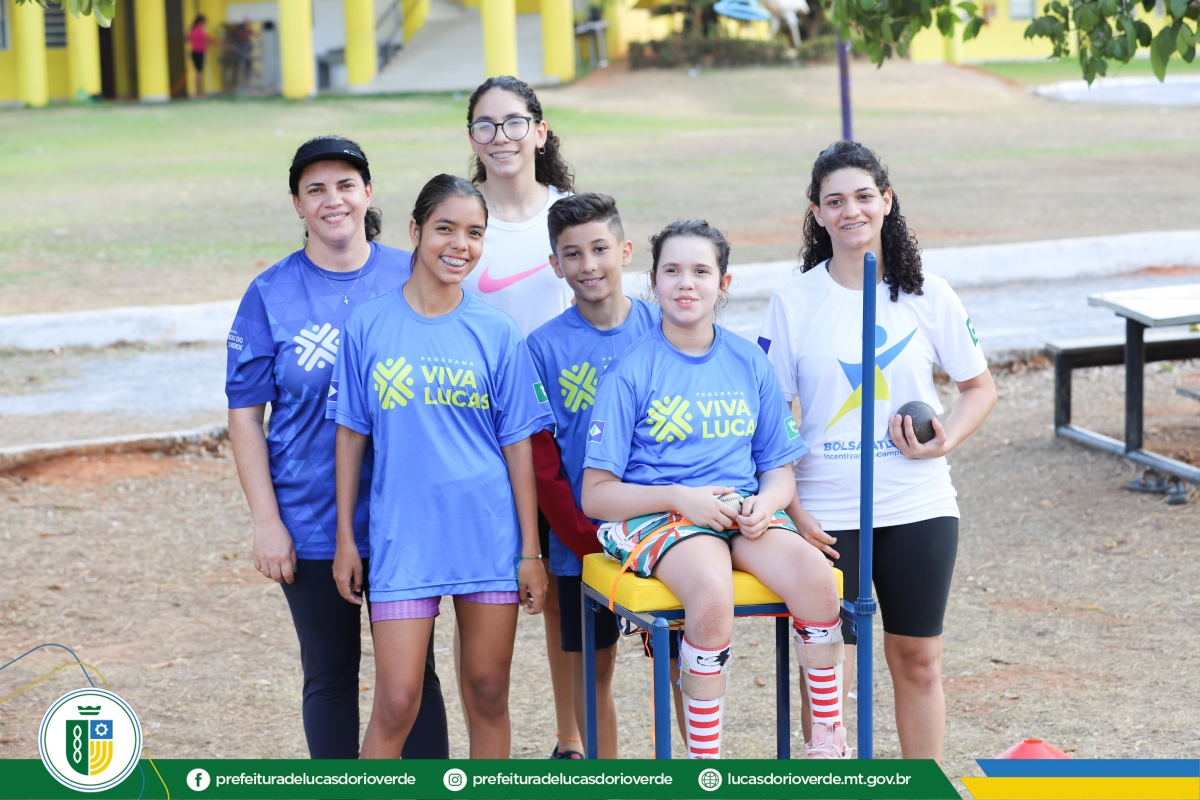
left=581, top=220, right=850, bottom=759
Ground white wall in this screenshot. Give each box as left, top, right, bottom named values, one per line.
left=312, top=0, right=346, bottom=54
left=224, top=1, right=279, bottom=23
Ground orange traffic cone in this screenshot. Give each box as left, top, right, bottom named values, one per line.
left=996, top=739, right=1070, bottom=759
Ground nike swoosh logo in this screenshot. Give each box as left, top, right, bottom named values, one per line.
left=476, top=261, right=551, bottom=293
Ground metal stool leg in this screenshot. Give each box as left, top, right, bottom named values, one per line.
left=651, top=617, right=672, bottom=759
left=775, top=616, right=791, bottom=759
left=582, top=594, right=598, bottom=760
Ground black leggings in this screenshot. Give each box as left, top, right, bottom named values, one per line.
left=281, top=558, right=449, bottom=758
left=827, top=517, right=959, bottom=645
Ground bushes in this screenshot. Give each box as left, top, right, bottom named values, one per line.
left=628, top=33, right=840, bottom=69
left=628, top=35, right=789, bottom=69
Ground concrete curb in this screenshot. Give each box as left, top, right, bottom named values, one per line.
left=0, top=300, right=238, bottom=351
left=3, top=230, right=1198, bottom=351
left=0, top=423, right=230, bottom=474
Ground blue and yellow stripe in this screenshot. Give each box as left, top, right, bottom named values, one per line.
left=963, top=759, right=1200, bottom=800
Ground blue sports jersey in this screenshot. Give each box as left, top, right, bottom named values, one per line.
left=583, top=324, right=807, bottom=504
left=225, top=242, right=411, bottom=559
left=330, top=287, right=556, bottom=602
left=527, top=299, right=658, bottom=575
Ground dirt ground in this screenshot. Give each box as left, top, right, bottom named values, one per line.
left=1, top=360, right=1197, bottom=796
left=2, top=60, right=1199, bottom=315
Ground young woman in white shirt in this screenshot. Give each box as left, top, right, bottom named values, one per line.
left=459, top=75, right=591, bottom=759
left=758, top=140, right=996, bottom=761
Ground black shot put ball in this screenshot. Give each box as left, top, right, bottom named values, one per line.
left=896, top=400, right=936, bottom=444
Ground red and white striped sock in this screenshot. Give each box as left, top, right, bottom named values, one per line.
left=793, top=618, right=844, bottom=729
left=679, top=636, right=731, bottom=759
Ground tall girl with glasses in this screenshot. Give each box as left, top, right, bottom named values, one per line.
left=460, top=76, right=598, bottom=760
left=226, top=136, right=449, bottom=759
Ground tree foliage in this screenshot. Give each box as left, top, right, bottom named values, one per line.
left=825, top=0, right=1197, bottom=83
left=15, top=0, right=116, bottom=28
left=825, top=0, right=987, bottom=64
left=1023, top=0, right=1198, bottom=82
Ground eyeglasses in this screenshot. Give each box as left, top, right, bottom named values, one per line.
left=467, top=116, right=533, bottom=145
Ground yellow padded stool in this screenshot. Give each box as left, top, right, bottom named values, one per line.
left=579, top=552, right=844, bottom=759
left=582, top=553, right=843, bottom=613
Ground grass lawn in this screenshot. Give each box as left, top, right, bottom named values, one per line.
left=976, top=56, right=1200, bottom=86
left=3, top=60, right=1200, bottom=315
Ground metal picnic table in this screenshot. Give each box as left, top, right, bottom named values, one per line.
left=1054, top=283, right=1200, bottom=482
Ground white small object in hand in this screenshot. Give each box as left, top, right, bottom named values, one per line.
left=717, top=492, right=744, bottom=515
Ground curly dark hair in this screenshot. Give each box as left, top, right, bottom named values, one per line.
left=466, top=76, right=575, bottom=194
left=801, top=141, right=922, bottom=302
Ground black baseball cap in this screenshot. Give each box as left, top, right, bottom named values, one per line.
left=289, top=135, right=370, bottom=187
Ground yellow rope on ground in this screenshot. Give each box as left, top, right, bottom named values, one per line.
left=0, top=660, right=111, bottom=703
left=142, top=749, right=170, bottom=800
left=0, top=661, right=170, bottom=799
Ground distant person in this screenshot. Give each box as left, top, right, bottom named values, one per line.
left=461, top=75, right=593, bottom=759
left=330, top=174, right=552, bottom=758
left=189, top=15, right=213, bottom=96
left=758, top=140, right=997, bottom=760
left=225, top=136, right=449, bottom=759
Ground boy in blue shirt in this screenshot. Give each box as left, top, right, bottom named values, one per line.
left=527, top=194, right=657, bottom=759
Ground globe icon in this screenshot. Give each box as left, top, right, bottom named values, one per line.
left=698, top=767, right=722, bottom=791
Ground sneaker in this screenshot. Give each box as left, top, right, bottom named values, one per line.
left=805, top=723, right=851, bottom=759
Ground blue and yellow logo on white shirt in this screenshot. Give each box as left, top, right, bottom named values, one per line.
left=826, top=326, right=917, bottom=432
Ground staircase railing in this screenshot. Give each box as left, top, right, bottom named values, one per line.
left=377, top=0, right=404, bottom=71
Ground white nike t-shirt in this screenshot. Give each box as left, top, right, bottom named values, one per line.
left=463, top=185, right=575, bottom=337
left=758, top=263, right=987, bottom=531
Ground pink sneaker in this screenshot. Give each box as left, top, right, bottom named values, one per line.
left=805, top=723, right=852, bottom=759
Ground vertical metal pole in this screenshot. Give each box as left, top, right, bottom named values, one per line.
left=857, top=251, right=879, bottom=760
left=582, top=594, right=599, bottom=759
left=1125, top=318, right=1145, bottom=453
left=1053, top=352, right=1072, bottom=430
left=652, top=618, right=673, bottom=759
left=775, top=617, right=791, bottom=759
left=837, top=32, right=853, bottom=141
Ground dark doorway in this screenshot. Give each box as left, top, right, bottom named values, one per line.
left=165, top=0, right=187, bottom=98
left=98, top=25, right=116, bottom=99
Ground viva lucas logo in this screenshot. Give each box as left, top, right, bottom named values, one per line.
left=40, top=688, right=142, bottom=792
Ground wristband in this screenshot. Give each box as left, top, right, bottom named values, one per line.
left=514, top=554, right=543, bottom=581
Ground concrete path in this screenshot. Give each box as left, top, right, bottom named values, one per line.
left=5, top=230, right=1198, bottom=352
left=1034, top=75, right=1200, bottom=106
left=5, top=270, right=1200, bottom=428
left=367, top=0, right=548, bottom=94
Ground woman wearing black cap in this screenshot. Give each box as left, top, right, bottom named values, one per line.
left=225, top=135, right=449, bottom=759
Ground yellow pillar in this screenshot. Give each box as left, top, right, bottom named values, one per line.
left=278, top=0, right=316, bottom=98
left=14, top=1, right=49, bottom=107
left=540, top=0, right=574, bottom=82
left=134, top=0, right=172, bottom=101
left=66, top=11, right=102, bottom=100
left=601, top=0, right=625, bottom=60
left=403, top=0, right=429, bottom=41
left=942, top=19, right=963, bottom=64
left=344, top=0, right=376, bottom=88
left=480, top=0, right=518, bottom=77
